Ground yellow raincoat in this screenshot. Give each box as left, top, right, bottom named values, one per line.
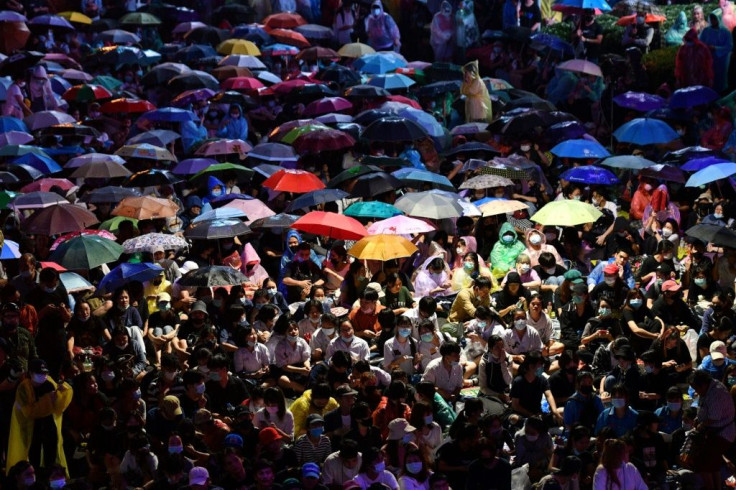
left=461, top=60, right=493, bottom=123
left=6, top=377, right=72, bottom=474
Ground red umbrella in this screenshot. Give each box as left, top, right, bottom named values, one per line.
left=292, top=211, right=367, bottom=240
left=266, top=79, right=314, bottom=95
left=24, top=204, right=99, bottom=235
left=268, top=28, right=310, bottom=48
left=263, top=12, right=307, bottom=30
left=292, top=129, right=355, bottom=154
left=303, top=97, right=353, bottom=116
left=262, top=169, right=326, bottom=193
left=616, top=13, right=666, bottom=25
left=100, top=98, right=156, bottom=114
left=387, top=95, right=422, bottom=110
left=221, top=77, right=265, bottom=91
left=296, top=46, right=340, bottom=62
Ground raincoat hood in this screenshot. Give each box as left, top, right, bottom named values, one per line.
left=498, top=222, right=518, bottom=243
left=242, top=242, right=261, bottom=266
left=370, top=0, right=384, bottom=14
left=185, top=195, right=203, bottom=210
left=207, top=175, right=226, bottom=196
left=284, top=229, right=303, bottom=261
left=525, top=228, right=546, bottom=247
left=683, top=27, right=700, bottom=43
left=461, top=235, right=477, bottom=253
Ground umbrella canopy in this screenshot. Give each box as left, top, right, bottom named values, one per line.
left=122, top=233, right=189, bottom=253
left=184, top=219, right=251, bottom=239
left=354, top=53, right=406, bottom=74
left=391, top=168, right=455, bottom=191
left=80, top=186, right=141, bottom=204
left=292, top=129, right=355, bottom=154
left=362, top=117, right=428, bottom=142
left=685, top=224, right=736, bottom=249
left=127, top=129, right=181, bottom=147
left=262, top=169, right=326, bottom=193
left=24, top=110, right=76, bottom=130
left=172, top=158, right=218, bottom=175
left=599, top=155, right=656, bottom=169
left=613, top=91, right=666, bottom=112
left=351, top=172, right=403, bottom=197
left=0, top=239, right=20, bottom=259
left=338, top=42, right=375, bottom=58
left=217, top=39, right=260, bottom=55
left=127, top=169, right=181, bottom=187
left=100, top=98, right=156, bottom=114
left=367, top=73, right=415, bottom=90
left=613, top=117, right=679, bottom=145
left=70, top=160, right=131, bottom=179
left=367, top=215, right=436, bottom=235
left=669, top=85, right=719, bottom=109
left=344, top=201, right=403, bottom=219
left=190, top=163, right=254, bottom=185
left=291, top=211, right=367, bottom=240
left=685, top=162, right=736, bottom=187
left=49, top=234, right=122, bottom=269
left=194, top=139, right=252, bottom=157
left=531, top=200, right=603, bottom=226
left=248, top=142, right=299, bottom=162
left=394, top=191, right=464, bottom=219
left=10, top=191, right=67, bottom=210
left=112, top=196, right=180, bottom=219
left=20, top=178, right=74, bottom=193
left=550, top=139, right=611, bottom=158
left=478, top=199, right=529, bottom=217
left=559, top=165, right=619, bottom=185
left=60, top=272, right=93, bottom=293
left=115, top=143, right=176, bottom=161
left=192, top=208, right=247, bottom=224
left=24, top=204, right=99, bottom=235
left=223, top=199, right=276, bottom=223
left=557, top=59, right=603, bottom=77
left=62, top=84, right=113, bottom=103
left=640, top=163, right=687, bottom=183
left=65, top=152, right=125, bottom=169
left=285, top=189, right=349, bottom=212
left=98, top=262, right=165, bottom=293
left=178, top=265, right=248, bottom=287
left=120, top=12, right=161, bottom=25
left=349, top=234, right=418, bottom=261
left=263, top=12, right=306, bottom=29
left=303, top=97, right=352, bottom=117
left=459, top=174, right=514, bottom=189
left=268, top=28, right=309, bottom=48
left=681, top=156, right=732, bottom=172
left=296, top=46, right=339, bottom=61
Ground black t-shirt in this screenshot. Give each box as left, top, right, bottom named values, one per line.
left=466, top=457, right=512, bottom=490
left=636, top=369, right=673, bottom=411
left=436, top=440, right=478, bottom=490
left=581, top=20, right=603, bottom=60
left=621, top=306, right=658, bottom=355
left=283, top=261, right=323, bottom=303
left=638, top=256, right=676, bottom=282
left=205, top=375, right=249, bottom=415
left=519, top=1, right=541, bottom=29
left=548, top=370, right=576, bottom=404
left=589, top=282, right=629, bottom=309
left=510, top=374, right=549, bottom=414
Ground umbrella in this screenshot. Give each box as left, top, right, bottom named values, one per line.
left=599, top=155, right=656, bottom=169
left=459, top=174, right=514, bottom=189
left=366, top=215, right=436, bottom=235
left=611, top=0, right=662, bottom=15
left=529, top=32, right=574, bottom=55
left=0, top=239, right=19, bottom=259
left=127, top=129, right=180, bottom=147
left=338, top=42, right=375, bottom=58
left=169, top=70, right=220, bottom=91
left=185, top=219, right=251, bottom=239
left=120, top=12, right=161, bottom=26
left=502, top=111, right=577, bottom=136
left=359, top=156, right=412, bottom=168
left=268, top=28, right=309, bottom=48
left=294, top=23, right=333, bottom=41
left=557, top=59, right=603, bottom=77
left=99, top=216, right=137, bottom=233
left=112, top=196, right=180, bottom=219
left=531, top=200, right=603, bottom=226
left=354, top=53, right=406, bottom=74
left=263, top=12, right=306, bottom=29
left=222, top=199, right=275, bottom=223
left=292, top=129, right=355, bottom=154
left=615, top=12, right=666, bottom=25
left=263, top=169, right=326, bottom=193
left=194, top=139, right=252, bottom=157
left=19, top=178, right=73, bottom=193
left=613, top=117, right=679, bottom=145
left=685, top=224, right=736, bottom=249
left=285, top=189, right=349, bottom=212
left=58, top=11, right=92, bottom=24
left=395, top=107, right=445, bottom=138
left=291, top=211, right=367, bottom=240
left=59, top=272, right=93, bottom=293
left=0, top=172, right=18, bottom=184
left=49, top=234, right=122, bottom=269
left=478, top=199, right=529, bottom=217
left=127, top=169, right=181, bottom=187
left=612, top=91, right=666, bottom=112
left=23, top=111, right=75, bottom=130
left=296, top=46, right=340, bottom=62
left=444, top=142, right=499, bottom=157
left=65, top=152, right=125, bottom=169
left=192, top=207, right=247, bottom=224
left=351, top=172, right=403, bottom=197
left=317, top=63, right=361, bottom=86
left=221, top=77, right=264, bottom=91
left=6, top=164, right=43, bottom=181
left=24, top=204, right=99, bottom=235
left=681, top=156, right=732, bottom=172
left=115, top=143, right=176, bottom=161
left=559, top=165, right=619, bottom=185
left=10, top=191, right=67, bottom=209
left=59, top=68, right=93, bottom=82
left=0, top=51, right=42, bottom=78
left=362, top=117, right=428, bottom=142
left=247, top=142, right=299, bottom=163
left=261, top=43, right=299, bottom=56
left=100, top=98, right=156, bottom=114
left=218, top=54, right=266, bottom=70
left=685, top=163, right=736, bottom=187
left=394, top=191, right=464, bottom=219
left=640, top=163, right=687, bottom=183
left=344, top=85, right=390, bottom=99
left=173, top=20, right=206, bottom=34
left=344, top=201, right=403, bottom=219
left=140, top=62, right=191, bottom=86
left=96, top=29, right=140, bottom=44
left=0, top=116, right=27, bottom=132
left=211, top=66, right=253, bottom=81
left=90, top=75, right=123, bottom=91
left=550, top=139, right=611, bottom=158
left=140, top=107, right=197, bottom=123
left=11, top=153, right=62, bottom=174
left=80, top=186, right=141, bottom=204
left=217, top=39, right=260, bottom=56
left=327, top=165, right=383, bottom=188
left=348, top=234, right=417, bottom=261
left=190, top=163, right=254, bottom=185
left=122, top=233, right=188, bottom=253
left=392, top=168, right=455, bottom=191
left=178, top=265, right=248, bottom=287
left=367, top=73, right=415, bottom=91
left=0, top=190, right=20, bottom=209
left=669, top=85, right=719, bottom=109
left=172, top=158, right=218, bottom=175
left=553, top=0, right=611, bottom=11
left=268, top=119, right=323, bottom=141
left=303, top=97, right=352, bottom=117
left=661, top=146, right=719, bottom=165
left=49, top=230, right=116, bottom=251
left=70, top=160, right=132, bottom=179
left=98, top=262, right=165, bottom=293
left=62, top=84, right=113, bottom=103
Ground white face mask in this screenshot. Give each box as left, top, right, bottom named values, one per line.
left=661, top=228, right=672, bottom=238
left=520, top=145, right=531, bottom=152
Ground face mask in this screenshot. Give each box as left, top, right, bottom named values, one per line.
left=520, top=144, right=531, bottom=152
left=374, top=462, right=386, bottom=473
left=663, top=253, right=673, bottom=261
left=45, top=286, right=56, bottom=293
left=373, top=8, right=381, bottom=14
left=502, top=235, right=514, bottom=244
left=78, top=314, right=90, bottom=322
left=309, top=316, right=321, bottom=324
left=451, top=360, right=460, bottom=367
left=398, top=328, right=412, bottom=339
left=195, top=383, right=206, bottom=395
left=519, top=264, right=531, bottom=273
left=322, top=327, right=335, bottom=336
left=287, top=334, right=299, bottom=342
left=456, top=247, right=465, bottom=256
left=598, top=307, right=610, bottom=317
left=406, top=462, right=423, bottom=474
left=579, top=385, right=593, bottom=395
left=526, top=433, right=538, bottom=442
left=212, top=299, right=222, bottom=308
left=210, top=372, right=222, bottom=382
left=714, top=213, right=724, bottom=220
left=309, top=427, right=324, bottom=438
left=572, top=195, right=581, bottom=201
left=101, top=371, right=115, bottom=382
left=117, top=342, right=129, bottom=350
left=612, top=398, right=626, bottom=409
left=604, top=277, right=616, bottom=286
left=463, top=261, right=474, bottom=271
left=662, top=228, right=672, bottom=238
left=32, top=373, right=46, bottom=384
left=477, top=321, right=487, bottom=329
left=267, top=288, right=278, bottom=297
left=158, top=303, right=170, bottom=311
left=341, top=334, right=354, bottom=343
left=729, top=376, right=736, bottom=386
left=668, top=402, right=681, bottom=412
left=266, top=406, right=279, bottom=415
left=572, top=295, right=584, bottom=305
left=630, top=299, right=643, bottom=309
left=23, top=475, right=35, bottom=486
left=424, top=415, right=433, bottom=425
left=694, top=278, right=707, bottom=287
left=644, top=184, right=653, bottom=192
left=169, top=444, right=183, bottom=454
left=514, top=319, right=526, bottom=331
left=644, top=365, right=654, bottom=374
left=361, top=306, right=375, bottom=315
left=421, top=333, right=434, bottom=342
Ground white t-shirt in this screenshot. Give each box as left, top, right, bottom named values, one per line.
left=353, top=470, right=399, bottom=490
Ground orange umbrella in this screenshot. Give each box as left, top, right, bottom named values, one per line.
left=262, top=169, right=325, bottom=193
left=268, top=28, right=310, bottom=48
left=292, top=211, right=367, bottom=240
left=0, top=21, right=29, bottom=53
left=616, top=13, right=666, bottom=25
left=263, top=12, right=306, bottom=30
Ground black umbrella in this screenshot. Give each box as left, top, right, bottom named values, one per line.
left=416, top=80, right=462, bottom=98
left=0, top=171, right=19, bottom=184
left=168, top=71, right=220, bottom=91
left=184, top=26, right=229, bottom=46
left=140, top=62, right=191, bottom=86
left=286, top=83, right=337, bottom=103
left=685, top=224, right=736, bottom=248
left=126, top=169, right=182, bottom=187
left=424, top=62, right=463, bottom=82
left=344, top=84, right=390, bottom=99
left=91, top=18, right=117, bottom=32
left=443, top=142, right=500, bottom=158
left=317, top=63, right=361, bottom=86
left=353, top=109, right=393, bottom=126
left=350, top=172, right=402, bottom=197
left=210, top=91, right=259, bottom=109
left=39, top=124, right=101, bottom=139
left=212, top=4, right=254, bottom=25
left=362, top=117, right=429, bottom=142
left=501, top=110, right=577, bottom=136
left=661, top=146, right=721, bottom=166
left=184, top=219, right=251, bottom=240
left=505, top=96, right=557, bottom=111
left=174, top=44, right=218, bottom=63
left=178, top=265, right=248, bottom=287
left=6, top=163, right=43, bottom=181
left=0, top=51, right=44, bottom=77
left=80, top=186, right=142, bottom=204
left=249, top=213, right=299, bottom=229
left=327, top=165, right=383, bottom=189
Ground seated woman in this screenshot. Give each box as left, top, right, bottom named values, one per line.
left=621, top=289, right=661, bottom=356
left=502, top=253, right=542, bottom=291
left=413, top=255, right=453, bottom=300
left=580, top=298, right=623, bottom=355
left=339, top=261, right=369, bottom=309
left=493, top=272, right=531, bottom=323
left=451, top=251, right=495, bottom=292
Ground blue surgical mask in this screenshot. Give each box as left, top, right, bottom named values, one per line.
left=694, top=278, right=707, bottom=287
left=629, top=299, right=643, bottom=309
left=398, top=328, right=411, bottom=338
left=463, top=261, right=474, bottom=271
left=714, top=213, right=724, bottom=219
left=49, top=478, right=66, bottom=488
left=421, top=333, right=434, bottom=342
left=612, top=398, right=626, bottom=409
left=402, top=434, right=413, bottom=444
left=209, top=372, right=221, bottom=382
left=406, top=462, right=423, bottom=474
left=572, top=295, right=584, bottom=305
left=374, top=461, right=385, bottom=473
left=267, top=288, right=278, bottom=297
left=168, top=444, right=183, bottom=454
left=502, top=235, right=514, bottom=244
left=668, top=402, right=681, bottom=412
left=309, top=427, right=324, bottom=438
left=598, top=307, right=610, bottom=317
left=287, top=334, right=299, bottom=342
left=644, top=365, right=653, bottom=374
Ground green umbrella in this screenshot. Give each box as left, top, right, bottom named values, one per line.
left=280, top=124, right=329, bottom=144
left=49, top=234, right=123, bottom=269
left=344, top=201, right=403, bottom=219
left=99, top=216, right=138, bottom=233
left=0, top=190, right=21, bottom=209
left=91, top=75, right=123, bottom=91
left=120, top=12, right=161, bottom=25
left=327, top=165, right=383, bottom=189
left=190, top=163, right=255, bottom=185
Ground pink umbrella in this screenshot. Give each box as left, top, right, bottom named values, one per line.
left=21, top=178, right=76, bottom=193
left=407, top=61, right=431, bottom=70
left=303, top=97, right=353, bottom=117
left=50, top=229, right=118, bottom=251
left=367, top=215, right=436, bottom=235
left=222, top=198, right=275, bottom=224
left=194, top=138, right=253, bottom=157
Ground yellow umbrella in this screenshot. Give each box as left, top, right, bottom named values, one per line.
left=479, top=199, right=528, bottom=217
left=349, top=234, right=417, bottom=261
left=337, top=42, right=375, bottom=58
left=217, top=39, right=261, bottom=56
left=58, top=11, right=93, bottom=24
left=531, top=200, right=602, bottom=227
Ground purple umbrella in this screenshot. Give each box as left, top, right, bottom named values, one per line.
left=172, top=158, right=218, bottom=175
left=681, top=156, right=732, bottom=172
left=669, top=85, right=719, bottom=109
left=29, top=14, right=74, bottom=30
left=247, top=142, right=299, bottom=162
left=65, top=153, right=126, bottom=169
left=0, top=11, right=27, bottom=21
left=171, top=88, right=216, bottom=107
left=559, top=165, right=619, bottom=185
left=546, top=121, right=587, bottom=144
left=613, top=91, right=666, bottom=112
left=0, top=131, right=33, bottom=145
left=24, top=110, right=75, bottom=130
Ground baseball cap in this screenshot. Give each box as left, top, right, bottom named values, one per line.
left=661, top=280, right=681, bottom=292
left=603, top=263, right=619, bottom=275
left=157, top=292, right=171, bottom=303
left=29, top=358, right=49, bottom=374
left=710, top=340, right=727, bottom=361
left=613, top=345, right=635, bottom=361
left=335, top=384, right=358, bottom=397
left=189, top=467, right=209, bottom=486
left=571, top=282, right=588, bottom=294
left=259, top=427, right=284, bottom=446
left=564, top=269, right=582, bottom=281
left=364, top=282, right=385, bottom=298
left=191, top=301, right=209, bottom=315
left=306, top=413, right=325, bottom=426
left=160, top=395, right=182, bottom=418
left=656, top=263, right=672, bottom=276
left=302, top=462, right=320, bottom=479
left=224, top=433, right=244, bottom=448
left=1, top=302, right=20, bottom=314
left=180, top=261, right=199, bottom=275
left=151, top=245, right=165, bottom=254
left=193, top=409, right=213, bottom=426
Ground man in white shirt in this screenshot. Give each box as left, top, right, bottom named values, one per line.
left=326, top=320, right=370, bottom=362
left=323, top=439, right=362, bottom=488
left=422, top=341, right=464, bottom=402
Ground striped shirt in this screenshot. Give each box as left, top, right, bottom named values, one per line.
left=292, top=433, right=333, bottom=465
left=698, top=379, right=736, bottom=442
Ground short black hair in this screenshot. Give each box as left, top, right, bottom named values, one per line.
left=440, top=341, right=461, bottom=357
left=362, top=288, right=379, bottom=302
left=297, top=242, right=311, bottom=252
left=474, top=276, right=492, bottom=290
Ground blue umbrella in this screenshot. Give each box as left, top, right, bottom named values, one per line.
left=11, top=153, right=62, bottom=174
left=599, top=155, right=655, bottom=170
left=554, top=0, right=611, bottom=10
left=670, top=85, right=719, bottom=109
left=685, top=163, right=736, bottom=187
left=613, top=117, right=679, bottom=145
left=392, top=168, right=455, bottom=191
left=60, top=271, right=94, bottom=293
left=0, top=239, right=19, bottom=259
left=354, top=53, right=407, bottom=74
left=550, top=139, right=611, bottom=158
left=367, top=73, right=416, bottom=90
left=261, top=43, right=300, bottom=56
left=613, top=91, right=666, bottom=112
left=285, top=188, right=349, bottom=212
left=232, top=24, right=273, bottom=45
left=529, top=33, right=574, bottom=56
left=49, top=75, right=72, bottom=95
left=248, top=142, right=299, bottom=163
left=172, top=158, right=218, bottom=175
left=0, top=116, right=27, bottom=132
left=193, top=207, right=247, bottom=223
left=559, top=165, right=619, bottom=185
left=344, top=201, right=403, bottom=219
left=681, top=156, right=732, bottom=172
left=98, top=262, right=165, bottom=293
left=253, top=163, right=283, bottom=178
left=208, top=193, right=254, bottom=207
left=140, top=107, right=198, bottom=123
left=398, top=108, right=445, bottom=138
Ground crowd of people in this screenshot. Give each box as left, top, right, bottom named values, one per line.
left=0, top=0, right=736, bottom=488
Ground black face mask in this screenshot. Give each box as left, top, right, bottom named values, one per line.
left=289, top=245, right=299, bottom=253
left=579, top=385, right=594, bottom=395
